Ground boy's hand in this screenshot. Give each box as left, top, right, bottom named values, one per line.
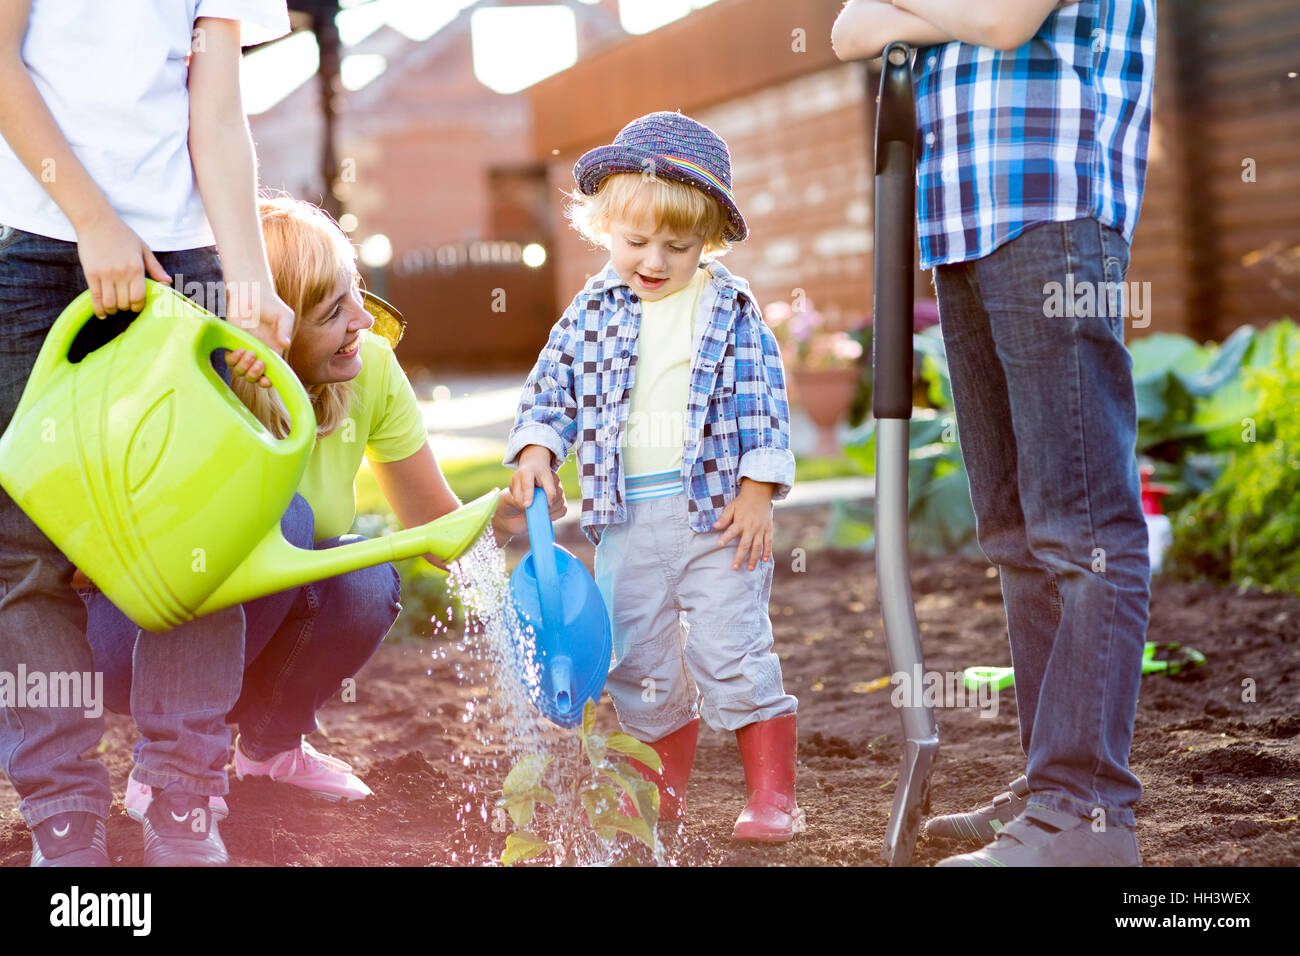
left=224, top=279, right=295, bottom=388
left=714, top=479, right=776, bottom=571
left=494, top=480, right=567, bottom=542
left=75, top=213, right=172, bottom=318
left=223, top=347, right=270, bottom=387
left=509, top=444, right=559, bottom=510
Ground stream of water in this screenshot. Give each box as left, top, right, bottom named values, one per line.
left=440, top=534, right=643, bottom=866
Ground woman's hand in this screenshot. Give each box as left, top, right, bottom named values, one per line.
left=713, top=479, right=776, bottom=571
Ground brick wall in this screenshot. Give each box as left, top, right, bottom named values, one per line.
left=542, top=60, right=879, bottom=334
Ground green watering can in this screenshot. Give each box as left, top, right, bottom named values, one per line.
left=0, top=281, right=497, bottom=632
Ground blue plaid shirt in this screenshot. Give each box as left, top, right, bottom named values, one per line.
left=505, top=259, right=795, bottom=545
left=913, top=0, right=1156, bottom=269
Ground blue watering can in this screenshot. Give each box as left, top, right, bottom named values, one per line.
left=509, top=493, right=612, bottom=728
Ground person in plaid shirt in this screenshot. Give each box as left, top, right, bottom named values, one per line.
left=505, top=112, right=804, bottom=842
left=834, top=0, right=1156, bottom=865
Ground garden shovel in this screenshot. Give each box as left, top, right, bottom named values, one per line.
left=873, top=41, right=940, bottom=866
left=509, top=493, right=612, bottom=728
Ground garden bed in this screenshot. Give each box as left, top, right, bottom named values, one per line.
left=2, top=506, right=1296, bottom=867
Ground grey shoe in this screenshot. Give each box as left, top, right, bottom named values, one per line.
left=142, top=788, right=229, bottom=866
left=30, top=812, right=110, bottom=867
left=924, top=775, right=1030, bottom=847
left=935, top=803, right=1141, bottom=867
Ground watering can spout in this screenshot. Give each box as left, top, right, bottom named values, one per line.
left=550, top=655, right=573, bottom=712
left=194, top=490, right=499, bottom=618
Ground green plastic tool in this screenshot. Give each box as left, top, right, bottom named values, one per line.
left=963, top=641, right=1207, bottom=692
left=0, top=281, right=498, bottom=632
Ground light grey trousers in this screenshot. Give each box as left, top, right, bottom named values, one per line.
left=595, top=494, right=797, bottom=741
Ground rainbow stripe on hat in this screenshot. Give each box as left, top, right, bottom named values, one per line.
left=659, top=155, right=735, bottom=201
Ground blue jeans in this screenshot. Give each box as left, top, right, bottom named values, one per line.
left=0, top=226, right=244, bottom=823
left=85, top=495, right=401, bottom=758
left=933, top=217, right=1150, bottom=827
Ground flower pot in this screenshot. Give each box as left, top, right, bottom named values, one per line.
left=790, top=366, right=862, bottom=456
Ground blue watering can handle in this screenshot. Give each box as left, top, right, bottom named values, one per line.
left=525, top=493, right=565, bottom=631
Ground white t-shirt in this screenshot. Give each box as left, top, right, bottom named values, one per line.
left=623, top=268, right=707, bottom=480
left=0, top=0, right=290, bottom=250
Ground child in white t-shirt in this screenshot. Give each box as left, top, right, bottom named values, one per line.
left=0, top=0, right=294, bottom=867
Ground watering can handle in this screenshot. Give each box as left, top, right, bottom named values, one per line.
left=193, top=292, right=316, bottom=449
left=525, top=493, right=566, bottom=631
left=22, top=289, right=105, bottom=397
left=23, top=282, right=316, bottom=451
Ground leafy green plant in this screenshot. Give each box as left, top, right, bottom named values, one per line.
left=829, top=318, right=1300, bottom=563
left=1129, top=319, right=1300, bottom=511
left=829, top=326, right=980, bottom=557
left=1165, top=336, right=1300, bottom=593
left=497, top=700, right=663, bottom=866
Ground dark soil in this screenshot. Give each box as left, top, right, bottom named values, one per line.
left=3, top=506, right=1298, bottom=867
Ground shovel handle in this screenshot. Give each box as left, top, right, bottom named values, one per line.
left=525, top=493, right=565, bottom=631
left=872, top=41, right=917, bottom=422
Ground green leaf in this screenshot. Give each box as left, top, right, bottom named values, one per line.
left=582, top=784, right=656, bottom=849
left=913, top=327, right=953, bottom=408
left=582, top=699, right=596, bottom=737
left=842, top=419, right=877, bottom=476
left=611, top=762, right=660, bottom=831
left=502, top=753, right=553, bottom=798
left=500, top=753, right=556, bottom=828
left=496, top=785, right=556, bottom=829
left=501, top=830, right=548, bottom=867
left=604, top=733, right=662, bottom=772
left=585, top=732, right=607, bottom=768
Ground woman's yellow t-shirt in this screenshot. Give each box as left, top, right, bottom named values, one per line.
left=295, top=332, right=427, bottom=542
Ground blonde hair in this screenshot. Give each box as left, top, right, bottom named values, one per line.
left=566, top=173, right=731, bottom=257
left=233, top=197, right=355, bottom=439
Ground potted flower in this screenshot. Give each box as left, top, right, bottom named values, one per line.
left=765, top=298, right=867, bottom=456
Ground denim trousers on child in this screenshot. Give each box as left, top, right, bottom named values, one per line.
left=84, top=494, right=402, bottom=759
left=596, top=493, right=797, bottom=741
left=0, top=226, right=243, bottom=823
left=933, top=217, right=1151, bottom=827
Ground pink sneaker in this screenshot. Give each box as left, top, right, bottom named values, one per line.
left=233, top=736, right=373, bottom=801
left=124, top=776, right=229, bottom=822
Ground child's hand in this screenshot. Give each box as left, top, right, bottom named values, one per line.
left=713, top=479, right=776, bottom=571
left=509, top=444, right=559, bottom=510
left=75, top=213, right=172, bottom=318
left=225, top=281, right=295, bottom=388
left=494, top=480, right=566, bottom=542
left=224, top=347, right=269, bottom=386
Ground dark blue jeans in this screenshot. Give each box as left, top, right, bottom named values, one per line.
left=934, top=217, right=1150, bottom=827
left=0, top=225, right=243, bottom=824
left=85, top=495, right=402, bottom=757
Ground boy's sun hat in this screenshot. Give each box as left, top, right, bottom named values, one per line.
left=361, top=290, right=405, bottom=348
left=573, top=110, right=748, bottom=242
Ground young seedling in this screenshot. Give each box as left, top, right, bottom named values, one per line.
left=497, top=700, right=664, bottom=866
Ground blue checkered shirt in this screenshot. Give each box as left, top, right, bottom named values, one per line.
left=505, top=259, right=795, bottom=544
left=913, top=0, right=1157, bottom=269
